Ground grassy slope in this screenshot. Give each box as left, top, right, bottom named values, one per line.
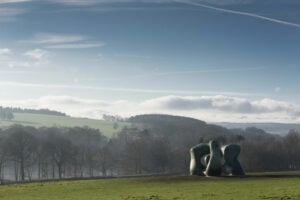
left=0, top=113, right=130, bottom=137
left=1, top=173, right=300, bottom=200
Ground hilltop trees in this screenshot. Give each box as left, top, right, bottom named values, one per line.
left=0, top=107, right=67, bottom=121
left=0, top=107, right=14, bottom=120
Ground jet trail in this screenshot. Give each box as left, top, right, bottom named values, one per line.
left=175, top=0, right=300, bottom=29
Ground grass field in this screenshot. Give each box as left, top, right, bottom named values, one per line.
left=0, top=113, right=130, bottom=137
left=0, top=173, right=300, bottom=200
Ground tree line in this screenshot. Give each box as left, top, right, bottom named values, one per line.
left=0, top=114, right=299, bottom=183
left=0, top=107, right=14, bottom=120
left=0, top=107, right=66, bottom=120
left=12, top=108, right=66, bottom=116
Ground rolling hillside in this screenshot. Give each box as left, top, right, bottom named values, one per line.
left=0, top=113, right=130, bottom=137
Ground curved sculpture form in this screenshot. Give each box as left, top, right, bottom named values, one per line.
left=222, top=144, right=245, bottom=176
left=190, top=140, right=245, bottom=176
left=206, top=140, right=223, bottom=176
left=189, top=143, right=209, bottom=176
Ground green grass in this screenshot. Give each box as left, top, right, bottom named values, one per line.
left=0, top=113, right=130, bottom=137
left=1, top=173, right=300, bottom=200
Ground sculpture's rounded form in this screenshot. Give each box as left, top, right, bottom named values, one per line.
left=190, top=140, right=245, bottom=176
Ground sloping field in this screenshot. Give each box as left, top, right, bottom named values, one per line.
left=1, top=173, right=300, bottom=200
left=0, top=113, right=130, bottom=137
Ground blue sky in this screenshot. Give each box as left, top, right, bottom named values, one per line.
left=0, top=0, right=300, bottom=122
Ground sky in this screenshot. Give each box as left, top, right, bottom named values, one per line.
left=0, top=0, right=300, bottom=123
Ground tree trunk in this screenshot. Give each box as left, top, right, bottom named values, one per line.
left=20, top=155, right=25, bottom=181
left=58, top=164, right=62, bottom=179
left=52, top=164, right=55, bottom=179
left=38, top=156, right=41, bottom=180
left=14, top=161, right=19, bottom=182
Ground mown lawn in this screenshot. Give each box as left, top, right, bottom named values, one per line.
left=1, top=173, right=300, bottom=200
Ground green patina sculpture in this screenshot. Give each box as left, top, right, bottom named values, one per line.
left=190, top=140, right=245, bottom=176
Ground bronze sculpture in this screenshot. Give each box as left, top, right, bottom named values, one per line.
left=190, top=140, right=245, bottom=176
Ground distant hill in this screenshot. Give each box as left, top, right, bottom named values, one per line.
left=129, top=114, right=236, bottom=142
left=0, top=113, right=130, bottom=137
left=131, top=115, right=299, bottom=136
left=1, top=111, right=286, bottom=138
left=216, top=122, right=300, bottom=135
left=129, top=114, right=206, bottom=126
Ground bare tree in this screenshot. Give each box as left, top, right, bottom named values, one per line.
left=4, top=125, right=37, bottom=181
left=43, top=130, right=74, bottom=179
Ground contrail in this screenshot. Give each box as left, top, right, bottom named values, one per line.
left=175, top=0, right=300, bottom=29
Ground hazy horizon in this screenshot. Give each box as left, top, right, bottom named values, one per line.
left=1, top=0, right=300, bottom=123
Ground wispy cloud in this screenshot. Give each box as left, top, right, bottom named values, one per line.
left=0, top=0, right=32, bottom=4
left=156, top=67, right=267, bottom=76
left=48, top=0, right=255, bottom=6
left=275, top=86, right=281, bottom=93
left=175, top=0, right=300, bottom=28
left=23, top=48, right=51, bottom=65
left=49, top=0, right=109, bottom=5
left=113, top=53, right=152, bottom=59
left=0, top=95, right=299, bottom=123
left=90, top=67, right=267, bottom=82
left=0, top=70, right=35, bottom=74
left=46, top=43, right=105, bottom=49
left=0, top=81, right=261, bottom=97
left=20, top=33, right=105, bottom=49
left=24, top=49, right=49, bottom=60
left=0, top=7, right=26, bottom=18
left=192, top=0, right=255, bottom=5
left=0, top=48, right=51, bottom=68
left=19, top=33, right=87, bottom=44
left=0, top=48, right=12, bottom=55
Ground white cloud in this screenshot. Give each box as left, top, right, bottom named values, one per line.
left=0, top=95, right=300, bottom=123
left=0, top=48, right=12, bottom=55
left=141, top=95, right=299, bottom=114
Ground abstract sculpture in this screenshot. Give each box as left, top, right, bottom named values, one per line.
left=190, top=140, right=245, bottom=176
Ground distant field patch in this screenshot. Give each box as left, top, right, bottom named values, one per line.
left=0, top=113, right=130, bottom=137
left=1, top=172, right=300, bottom=200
